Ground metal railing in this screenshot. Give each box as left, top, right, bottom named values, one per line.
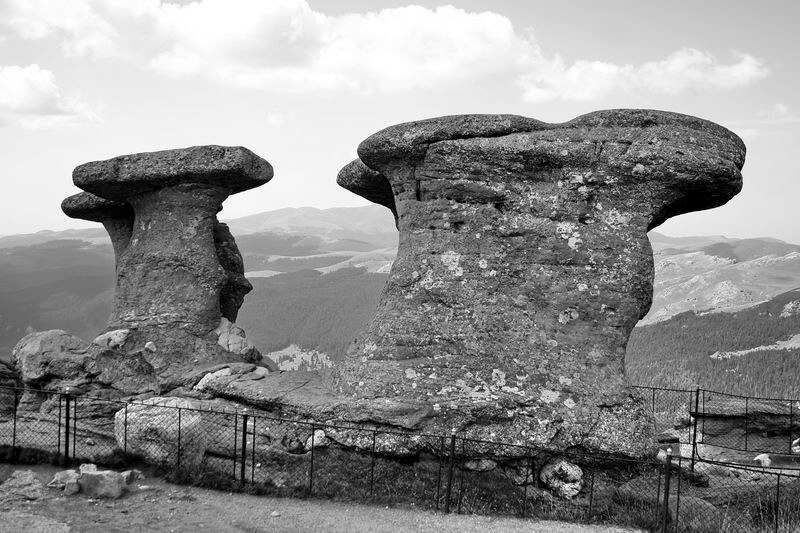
left=1, top=383, right=799, bottom=532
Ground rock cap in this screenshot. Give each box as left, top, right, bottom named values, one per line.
left=61, top=192, right=133, bottom=222
left=73, top=145, right=273, bottom=200
left=336, top=159, right=397, bottom=220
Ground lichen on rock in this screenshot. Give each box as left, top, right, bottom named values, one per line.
left=331, top=109, right=745, bottom=456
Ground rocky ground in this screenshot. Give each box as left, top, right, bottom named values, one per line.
left=0, top=463, right=641, bottom=533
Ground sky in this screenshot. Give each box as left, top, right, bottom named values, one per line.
left=0, top=0, right=798, bottom=242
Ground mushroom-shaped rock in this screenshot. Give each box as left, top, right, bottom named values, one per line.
left=61, top=192, right=134, bottom=259
left=72, top=146, right=272, bottom=335
left=337, top=159, right=397, bottom=225
left=332, top=110, right=744, bottom=456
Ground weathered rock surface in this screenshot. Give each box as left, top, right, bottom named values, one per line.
left=55, top=146, right=274, bottom=389
left=72, top=145, right=271, bottom=336
left=539, top=458, right=584, bottom=499
left=77, top=468, right=126, bottom=499
left=114, top=397, right=205, bottom=466
left=61, top=191, right=134, bottom=260
left=0, top=470, right=44, bottom=501
left=12, top=330, right=158, bottom=395
left=332, top=110, right=745, bottom=456
left=213, top=222, right=252, bottom=323
left=0, top=359, right=19, bottom=415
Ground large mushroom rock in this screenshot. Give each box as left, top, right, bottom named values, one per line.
left=330, top=110, right=744, bottom=456
left=73, top=145, right=272, bottom=336
left=61, top=192, right=134, bottom=261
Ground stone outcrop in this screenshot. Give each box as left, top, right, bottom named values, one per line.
left=71, top=145, right=270, bottom=336
left=55, top=146, right=274, bottom=388
left=332, top=110, right=744, bottom=456
left=114, top=397, right=205, bottom=466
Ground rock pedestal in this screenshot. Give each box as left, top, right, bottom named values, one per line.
left=333, top=110, right=744, bottom=455
left=54, top=146, right=274, bottom=389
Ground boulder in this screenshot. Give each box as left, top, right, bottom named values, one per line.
left=0, top=470, right=44, bottom=501
left=539, top=459, right=584, bottom=499
left=332, top=110, right=744, bottom=456
left=77, top=469, right=126, bottom=499
left=213, top=318, right=263, bottom=365
left=12, top=330, right=91, bottom=386
left=114, top=397, right=205, bottom=466
left=47, top=470, right=81, bottom=495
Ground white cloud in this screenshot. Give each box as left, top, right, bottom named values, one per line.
left=0, top=0, right=769, bottom=101
left=0, top=64, right=99, bottom=129
left=519, top=48, right=768, bottom=102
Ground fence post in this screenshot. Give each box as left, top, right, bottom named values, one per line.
left=176, top=408, right=182, bottom=468
left=63, top=390, right=71, bottom=461
left=233, top=413, right=238, bottom=478
left=57, top=394, right=62, bottom=457
left=775, top=473, right=781, bottom=533
left=457, top=438, right=466, bottom=514
left=789, top=401, right=794, bottom=455
left=308, top=424, right=316, bottom=495
left=240, top=411, right=248, bottom=484
left=436, top=436, right=444, bottom=510
left=251, top=417, right=256, bottom=483
left=72, top=395, right=77, bottom=457
left=444, top=433, right=456, bottom=513
left=369, top=430, right=376, bottom=499
left=744, top=397, right=749, bottom=451
left=11, top=388, right=18, bottom=450
left=691, top=387, right=700, bottom=472
left=661, top=450, right=673, bottom=533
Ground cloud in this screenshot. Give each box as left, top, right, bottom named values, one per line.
left=1, top=0, right=770, bottom=101
left=519, top=48, right=768, bottom=102
left=0, top=64, right=100, bottom=129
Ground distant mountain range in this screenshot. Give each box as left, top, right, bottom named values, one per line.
left=1, top=206, right=797, bottom=395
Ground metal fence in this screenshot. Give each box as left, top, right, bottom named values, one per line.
left=1, top=384, right=799, bottom=532
left=633, top=385, right=800, bottom=467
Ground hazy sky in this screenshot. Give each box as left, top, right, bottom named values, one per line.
left=0, top=0, right=798, bottom=242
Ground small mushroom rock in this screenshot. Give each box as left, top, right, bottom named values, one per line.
left=61, top=192, right=134, bottom=262
left=72, top=145, right=272, bottom=336
left=332, top=110, right=745, bottom=456
left=58, top=145, right=275, bottom=386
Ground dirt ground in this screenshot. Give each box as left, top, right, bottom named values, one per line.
left=0, top=463, right=642, bottom=533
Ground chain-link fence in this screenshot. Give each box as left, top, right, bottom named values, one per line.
left=1, top=383, right=799, bottom=532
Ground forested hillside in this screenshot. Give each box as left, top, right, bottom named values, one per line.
left=237, top=268, right=387, bottom=357
left=627, top=288, right=800, bottom=396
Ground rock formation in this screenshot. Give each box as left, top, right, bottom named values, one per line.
left=333, top=110, right=745, bottom=456
left=71, top=145, right=271, bottom=336
left=46, top=146, right=274, bottom=391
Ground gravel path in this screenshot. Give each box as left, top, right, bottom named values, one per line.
left=0, top=464, right=642, bottom=533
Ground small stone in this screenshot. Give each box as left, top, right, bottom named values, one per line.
left=270, top=511, right=281, bottom=517
left=144, top=341, right=157, bottom=353
left=79, top=464, right=98, bottom=475
left=47, top=470, right=79, bottom=490
left=304, top=429, right=330, bottom=451
left=539, top=459, right=583, bottom=499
